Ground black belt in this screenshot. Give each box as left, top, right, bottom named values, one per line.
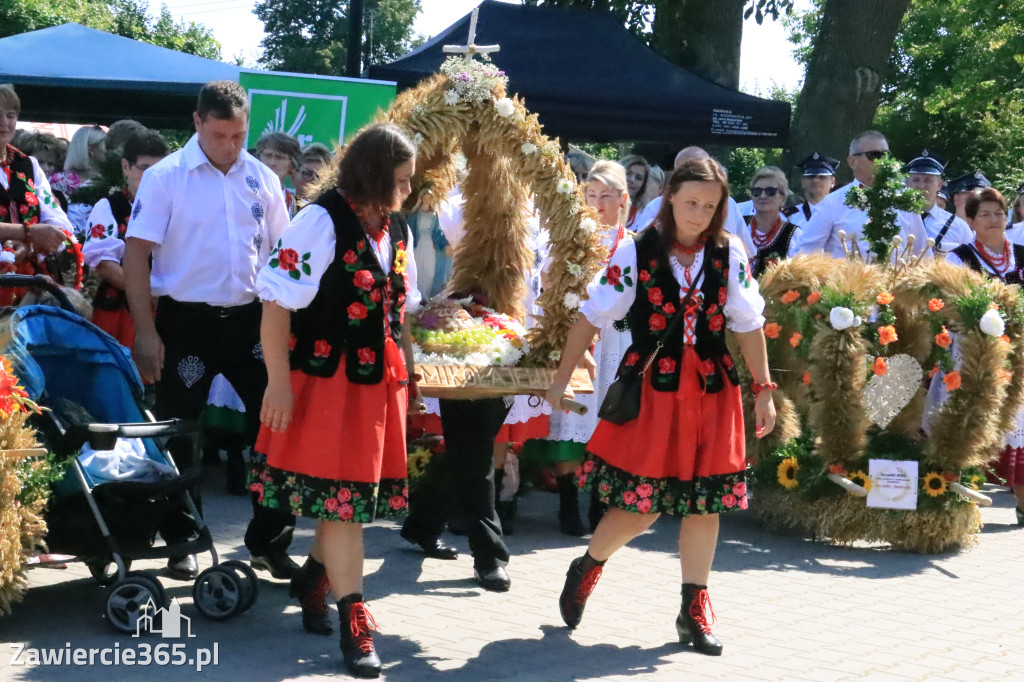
left=161, top=296, right=259, bottom=318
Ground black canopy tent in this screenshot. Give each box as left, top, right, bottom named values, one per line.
left=0, top=24, right=241, bottom=127
left=369, top=1, right=790, bottom=147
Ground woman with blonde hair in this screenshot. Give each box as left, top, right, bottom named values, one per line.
left=524, top=160, right=633, bottom=535
left=745, top=165, right=798, bottom=278
left=50, top=124, right=107, bottom=236
left=619, top=154, right=651, bottom=229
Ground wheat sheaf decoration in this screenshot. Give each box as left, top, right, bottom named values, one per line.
left=744, top=253, right=1024, bottom=554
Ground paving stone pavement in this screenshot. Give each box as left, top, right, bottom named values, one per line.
left=2, top=465, right=1023, bottom=681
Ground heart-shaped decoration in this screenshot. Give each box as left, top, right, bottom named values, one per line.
left=864, top=353, right=922, bottom=428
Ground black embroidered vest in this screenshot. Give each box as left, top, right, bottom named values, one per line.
left=288, top=189, right=408, bottom=384
left=744, top=215, right=798, bottom=279
left=0, top=146, right=42, bottom=227
left=617, top=228, right=740, bottom=394
left=950, top=243, right=1024, bottom=285
left=92, top=191, right=134, bottom=311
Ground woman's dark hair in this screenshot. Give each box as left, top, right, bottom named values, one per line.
left=337, top=123, right=416, bottom=209
left=655, top=158, right=731, bottom=248
left=122, top=129, right=169, bottom=165
left=965, top=187, right=1006, bottom=219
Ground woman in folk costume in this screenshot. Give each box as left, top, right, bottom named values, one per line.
left=744, top=166, right=799, bottom=279
left=546, top=159, right=776, bottom=656
left=84, top=129, right=168, bottom=347
left=524, top=160, right=633, bottom=536
left=941, top=188, right=1024, bottom=525
left=254, top=123, right=421, bottom=678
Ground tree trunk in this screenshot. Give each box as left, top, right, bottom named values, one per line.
left=785, top=0, right=911, bottom=184
left=651, top=0, right=745, bottom=90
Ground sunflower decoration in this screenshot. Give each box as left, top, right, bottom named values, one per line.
left=966, top=471, right=986, bottom=490
left=777, top=457, right=800, bottom=490
left=922, top=472, right=947, bottom=498
left=394, top=245, right=408, bottom=276
left=406, top=445, right=433, bottom=481
left=847, top=470, right=873, bottom=493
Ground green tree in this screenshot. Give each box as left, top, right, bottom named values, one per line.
left=255, top=0, right=422, bottom=76
left=0, top=0, right=220, bottom=59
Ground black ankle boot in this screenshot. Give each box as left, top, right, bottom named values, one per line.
left=676, top=583, right=723, bottom=656
left=559, top=553, right=605, bottom=629
left=289, top=557, right=332, bottom=635
left=587, top=489, right=608, bottom=532
left=557, top=473, right=587, bottom=536
left=337, top=593, right=381, bottom=678
left=495, top=468, right=514, bottom=536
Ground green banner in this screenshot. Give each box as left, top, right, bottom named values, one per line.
left=238, top=70, right=396, bottom=150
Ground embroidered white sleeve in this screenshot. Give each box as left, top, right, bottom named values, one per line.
left=82, top=199, right=125, bottom=267
left=403, top=226, right=422, bottom=314
left=724, top=236, right=766, bottom=333
left=580, top=238, right=638, bottom=329
left=31, top=157, right=74, bottom=233
left=256, top=205, right=337, bottom=311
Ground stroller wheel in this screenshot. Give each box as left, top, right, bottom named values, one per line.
left=219, top=560, right=259, bottom=614
left=106, top=574, right=166, bottom=634
left=88, top=558, right=131, bottom=586
left=192, top=566, right=243, bottom=621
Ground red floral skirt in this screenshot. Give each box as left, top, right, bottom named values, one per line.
left=92, top=306, right=135, bottom=349
left=587, top=346, right=745, bottom=480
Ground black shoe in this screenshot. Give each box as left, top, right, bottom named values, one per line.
left=166, top=554, right=199, bottom=580
left=557, top=473, right=587, bottom=536
left=400, top=527, right=459, bottom=560
left=676, top=583, right=723, bottom=656
left=250, top=550, right=301, bottom=580
left=559, top=554, right=603, bottom=628
left=338, top=594, right=382, bottom=678
left=473, top=561, right=511, bottom=592
left=290, top=557, right=332, bottom=635
left=1016, top=507, right=1024, bottom=526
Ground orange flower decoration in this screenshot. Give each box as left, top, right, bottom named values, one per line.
left=764, top=322, right=781, bottom=339
left=789, top=332, right=803, bottom=348
left=1000, top=335, right=1011, bottom=344
left=877, top=325, right=898, bottom=346
left=806, top=291, right=821, bottom=305
left=828, top=464, right=846, bottom=475
left=876, top=291, right=894, bottom=306
left=928, top=363, right=939, bottom=379
left=802, top=370, right=811, bottom=385
left=928, top=298, right=944, bottom=312
left=941, top=471, right=959, bottom=482
left=935, top=327, right=952, bottom=349
left=872, top=357, right=888, bottom=376
left=943, top=371, right=962, bottom=391
left=780, top=290, right=801, bottom=305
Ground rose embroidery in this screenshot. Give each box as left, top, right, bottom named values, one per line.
left=658, top=357, right=677, bottom=374
left=369, top=288, right=382, bottom=303
left=288, top=334, right=297, bottom=351
left=313, top=340, right=331, bottom=358
left=277, top=248, right=299, bottom=271
left=389, top=495, right=407, bottom=510
left=649, top=313, right=666, bottom=331
left=624, top=352, right=640, bottom=366
left=338, top=504, right=355, bottom=521
left=647, top=287, right=664, bottom=306
left=638, top=270, right=651, bottom=283
left=603, top=264, right=621, bottom=286
left=663, top=303, right=676, bottom=314
left=270, top=242, right=312, bottom=280
left=337, top=488, right=352, bottom=503
left=24, top=192, right=38, bottom=207
left=343, top=250, right=359, bottom=265
left=622, top=490, right=638, bottom=506
left=357, top=347, right=376, bottom=365
left=709, top=315, right=724, bottom=332
left=90, top=224, right=107, bottom=239
left=354, top=270, right=375, bottom=291
left=324, top=497, right=340, bottom=513
left=348, top=302, right=368, bottom=321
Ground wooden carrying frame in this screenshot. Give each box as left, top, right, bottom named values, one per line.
left=418, top=365, right=594, bottom=401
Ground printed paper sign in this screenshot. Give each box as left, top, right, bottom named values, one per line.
left=866, top=459, right=918, bottom=510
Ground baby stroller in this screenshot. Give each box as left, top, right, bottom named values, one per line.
left=1, top=275, right=259, bottom=632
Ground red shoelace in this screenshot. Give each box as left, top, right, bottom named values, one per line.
left=301, top=573, right=330, bottom=613
left=575, top=564, right=603, bottom=602
left=688, top=588, right=717, bottom=634
left=348, top=602, right=380, bottom=654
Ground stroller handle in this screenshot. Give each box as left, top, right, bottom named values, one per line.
left=79, top=419, right=200, bottom=451
left=0, top=274, right=76, bottom=312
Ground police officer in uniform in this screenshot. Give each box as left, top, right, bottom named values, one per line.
left=787, top=152, right=839, bottom=229
left=905, top=150, right=973, bottom=254
left=948, top=170, right=992, bottom=222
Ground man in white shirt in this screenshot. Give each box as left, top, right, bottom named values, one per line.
left=905, top=150, right=973, bottom=254
left=124, top=81, right=297, bottom=581
left=786, top=152, right=839, bottom=229
left=788, top=130, right=929, bottom=260
left=633, top=146, right=756, bottom=255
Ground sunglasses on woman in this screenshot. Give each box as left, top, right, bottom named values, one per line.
left=751, top=187, right=781, bottom=197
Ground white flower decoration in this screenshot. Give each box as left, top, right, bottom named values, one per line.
left=411, top=132, right=425, bottom=148
left=0, top=251, right=15, bottom=264
left=579, top=217, right=598, bottom=234
left=556, top=179, right=573, bottom=195
left=566, top=262, right=584, bottom=278
left=521, top=142, right=538, bottom=155
left=548, top=350, right=562, bottom=362
left=495, top=97, right=515, bottom=118
left=829, top=306, right=857, bottom=331
left=980, top=308, right=1005, bottom=337
left=563, top=292, right=581, bottom=309
left=443, top=89, right=460, bottom=106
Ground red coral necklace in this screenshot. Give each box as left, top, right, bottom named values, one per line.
left=975, top=238, right=1010, bottom=273
left=750, top=216, right=783, bottom=249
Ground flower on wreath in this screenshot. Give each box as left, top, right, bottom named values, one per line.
left=789, top=332, right=803, bottom=348
left=1000, top=334, right=1010, bottom=344
left=922, top=472, right=947, bottom=497
left=521, top=142, right=537, bottom=155
left=443, top=89, right=460, bottom=106
left=764, top=322, right=781, bottom=339
left=829, top=307, right=857, bottom=330
left=802, top=370, right=811, bottom=385
left=935, top=327, right=952, bottom=349
left=566, top=262, right=584, bottom=278
left=563, top=291, right=581, bottom=309
left=777, top=457, right=800, bottom=490
left=579, top=217, right=598, bottom=234
left=548, top=350, right=562, bottom=363
left=411, top=132, right=425, bottom=148
left=806, top=291, right=821, bottom=305
left=943, top=370, right=962, bottom=391
left=967, top=472, right=985, bottom=489
left=877, top=325, right=898, bottom=346
left=495, top=97, right=516, bottom=118
left=847, top=470, right=872, bottom=493
left=872, top=356, right=888, bottom=376
left=556, top=178, right=573, bottom=195
left=980, top=308, right=1005, bottom=337
left=928, top=298, right=944, bottom=312
left=828, top=464, right=846, bottom=475
left=780, top=290, right=800, bottom=305
left=876, top=291, right=894, bottom=306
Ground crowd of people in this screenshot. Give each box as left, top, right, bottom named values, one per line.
left=3, top=77, right=1023, bottom=678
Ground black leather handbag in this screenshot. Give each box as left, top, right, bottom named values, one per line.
left=597, top=259, right=705, bottom=425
